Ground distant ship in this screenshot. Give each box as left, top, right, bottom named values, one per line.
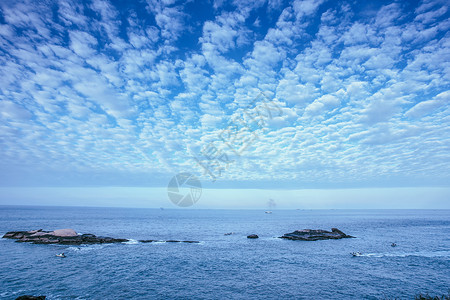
left=265, top=211, right=272, bottom=214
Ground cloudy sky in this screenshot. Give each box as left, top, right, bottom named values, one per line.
left=0, top=0, right=449, bottom=208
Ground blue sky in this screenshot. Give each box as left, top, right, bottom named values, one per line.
left=0, top=0, right=449, bottom=208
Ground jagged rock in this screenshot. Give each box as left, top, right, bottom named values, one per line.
left=2, top=229, right=128, bottom=245
left=279, top=228, right=354, bottom=241
left=247, top=234, right=259, bottom=239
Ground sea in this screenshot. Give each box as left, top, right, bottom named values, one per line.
left=0, top=206, right=449, bottom=299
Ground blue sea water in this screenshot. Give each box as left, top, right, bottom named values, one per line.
left=0, top=206, right=449, bottom=300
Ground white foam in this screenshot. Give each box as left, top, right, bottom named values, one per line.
left=123, top=239, right=139, bottom=245
left=67, top=244, right=106, bottom=252
left=264, top=237, right=284, bottom=242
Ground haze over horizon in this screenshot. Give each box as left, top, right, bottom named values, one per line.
left=0, top=0, right=449, bottom=208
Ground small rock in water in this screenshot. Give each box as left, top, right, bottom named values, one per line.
left=247, top=234, right=259, bottom=239
left=16, top=296, right=46, bottom=300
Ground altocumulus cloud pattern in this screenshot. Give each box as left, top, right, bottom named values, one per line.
left=0, top=0, right=449, bottom=189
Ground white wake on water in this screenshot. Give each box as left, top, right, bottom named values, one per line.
left=360, top=251, right=450, bottom=258
left=67, top=244, right=108, bottom=252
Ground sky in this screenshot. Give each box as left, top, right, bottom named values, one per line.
left=0, top=0, right=449, bottom=208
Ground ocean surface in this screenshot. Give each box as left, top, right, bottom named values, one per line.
left=0, top=206, right=449, bottom=300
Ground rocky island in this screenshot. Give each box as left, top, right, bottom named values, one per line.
left=2, top=229, right=128, bottom=245
left=279, top=228, right=354, bottom=241
left=2, top=229, right=200, bottom=245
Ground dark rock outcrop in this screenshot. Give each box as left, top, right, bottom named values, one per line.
left=279, top=228, right=354, bottom=241
left=16, top=296, right=46, bottom=300
left=2, top=229, right=128, bottom=245
left=247, top=234, right=259, bottom=239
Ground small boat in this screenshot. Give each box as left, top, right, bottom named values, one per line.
left=391, top=243, right=397, bottom=247
left=265, top=211, right=272, bottom=214
left=351, top=252, right=363, bottom=257
left=56, top=253, right=66, bottom=258
left=224, top=232, right=234, bottom=236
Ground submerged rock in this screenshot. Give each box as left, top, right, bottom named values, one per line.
left=2, top=229, right=128, bottom=245
left=247, top=234, right=259, bottom=239
left=139, top=239, right=159, bottom=243
left=279, top=228, right=354, bottom=241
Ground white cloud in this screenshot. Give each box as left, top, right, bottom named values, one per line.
left=0, top=100, right=32, bottom=121
left=292, top=0, right=325, bottom=20
left=69, top=31, right=98, bottom=58
left=147, top=0, right=186, bottom=42
left=360, top=94, right=407, bottom=125
left=375, top=3, right=402, bottom=28
left=57, top=0, right=88, bottom=27
left=200, top=114, right=222, bottom=128
left=304, top=94, right=340, bottom=116
left=415, top=5, right=447, bottom=24
left=405, top=91, right=449, bottom=118
left=276, top=70, right=319, bottom=105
